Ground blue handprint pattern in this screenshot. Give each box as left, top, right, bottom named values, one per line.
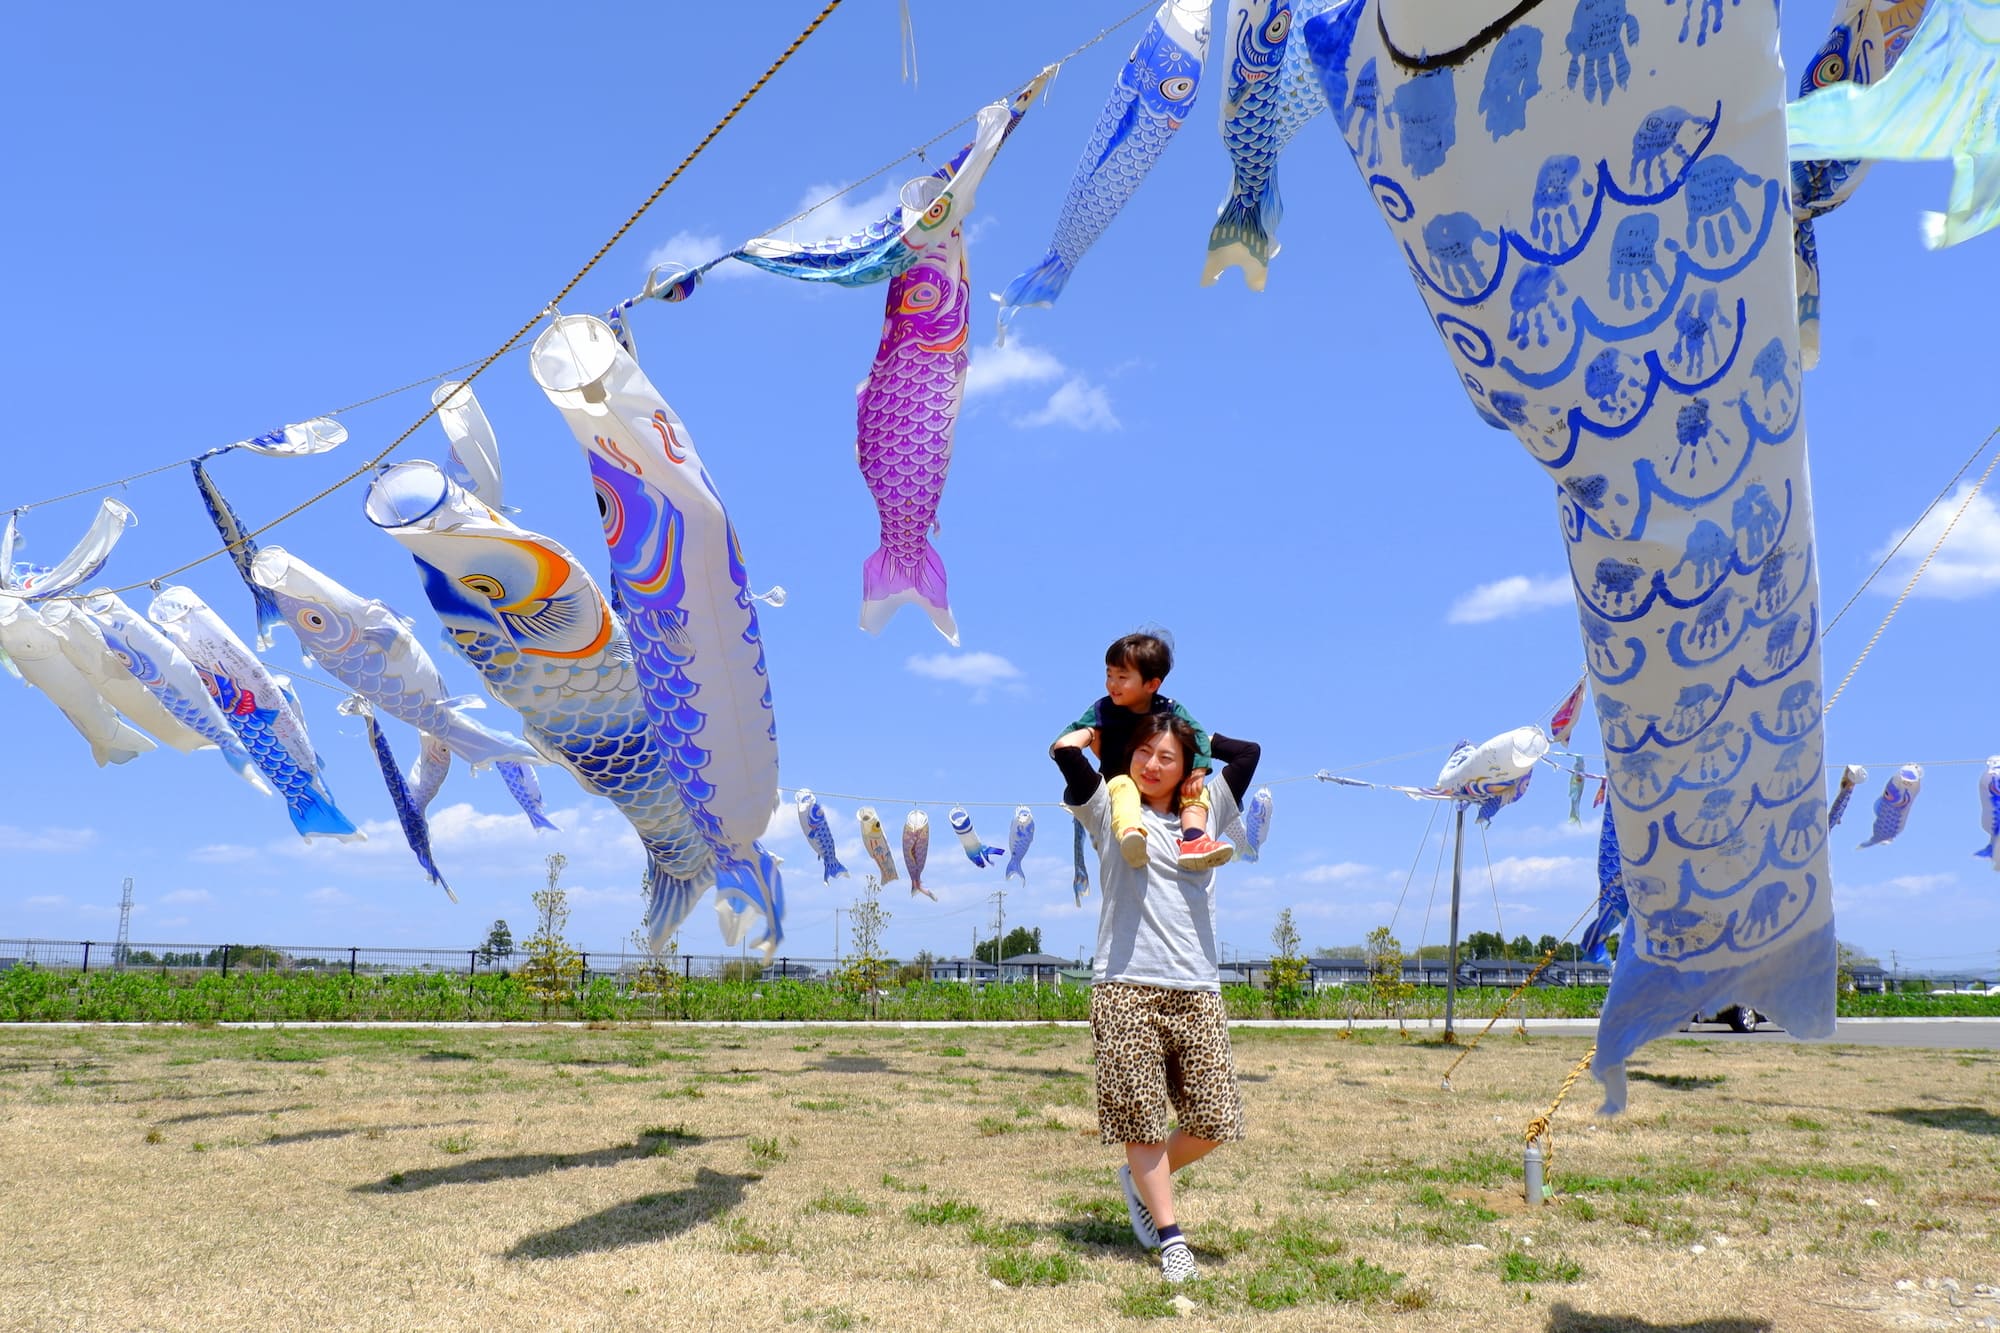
left=1304, top=0, right=1835, bottom=1112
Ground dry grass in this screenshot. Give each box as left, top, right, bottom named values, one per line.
left=1, top=1024, right=1995, bottom=1331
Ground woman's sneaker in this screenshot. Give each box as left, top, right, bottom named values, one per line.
left=1159, top=1238, right=1198, bottom=1284
left=1117, top=1164, right=1160, bottom=1249
left=1175, top=834, right=1234, bottom=871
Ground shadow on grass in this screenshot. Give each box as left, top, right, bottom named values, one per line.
left=1547, top=1308, right=1770, bottom=1332
left=814, top=1055, right=895, bottom=1075
left=1628, top=1071, right=1728, bottom=1092
left=354, top=1130, right=731, bottom=1193
left=984, top=1064, right=1088, bottom=1082
left=1872, top=1106, right=2000, bottom=1136
left=157, top=1103, right=311, bottom=1125
left=505, top=1167, right=758, bottom=1259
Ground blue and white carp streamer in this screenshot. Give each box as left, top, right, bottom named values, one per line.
left=1859, top=764, right=1924, bottom=848
left=796, top=790, right=850, bottom=883
left=1306, top=0, right=1837, bottom=1108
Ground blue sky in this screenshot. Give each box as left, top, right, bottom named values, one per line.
left=3, top=1, right=1996, bottom=975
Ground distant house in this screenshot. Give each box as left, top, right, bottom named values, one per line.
left=1848, top=962, right=1887, bottom=994
left=1000, top=952, right=1075, bottom=984
left=928, top=956, right=999, bottom=984
left=1548, top=961, right=1612, bottom=987
left=764, top=961, right=820, bottom=982
left=1456, top=958, right=1539, bottom=987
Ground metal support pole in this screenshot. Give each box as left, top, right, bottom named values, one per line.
left=683, top=954, right=692, bottom=980
left=1444, top=803, right=1467, bottom=1044
left=349, top=948, right=358, bottom=977
left=220, top=944, right=231, bottom=977
left=81, top=941, right=91, bottom=974
left=468, top=950, right=477, bottom=978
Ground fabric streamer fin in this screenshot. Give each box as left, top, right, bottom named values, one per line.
left=1789, top=0, right=2000, bottom=249
left=342, top=695, right=452, bottom=899
left=1204, top=0, right=1294, bottom=289
left=190, top=456, right=284, bottom=652
left=1004, top=806, right=1036, bottom=882
left=430, top=382, right=508, bottom=509
left=530, top=315, right=785, bottom=958
left=950, top=806, right=1004, bottom=868
left=1579, top=809, right=1628, bottom=966
left=40, top=601, right=211, bottom=753
left=234, top=417, right=346, bottom=459
left=499, top=760, right=559, bottom=831
left=998, top=0, right=1211, bottom=338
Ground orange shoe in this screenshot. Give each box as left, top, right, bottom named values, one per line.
left=1176, top=835, right=1234, bottom=871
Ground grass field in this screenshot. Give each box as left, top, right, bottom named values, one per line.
left=3, top=1024, right=1996, bottom=1331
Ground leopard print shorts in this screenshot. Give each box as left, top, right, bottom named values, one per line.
left=1090, top=982, right=1245, bottom=1146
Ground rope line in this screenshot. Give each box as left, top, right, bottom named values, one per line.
left=1523, top=1044, right=1596, bottom=1182
left=1826, top=436, right=2000, bottom=711
left=1439, top=895, right=1597, bottom=1087
left=40, top=0, right=849, bottom=602
left=1823, top=423, right=2000, bottom=637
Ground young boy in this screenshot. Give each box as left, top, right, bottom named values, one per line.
left=1055, top=632, right=1233, bottom=871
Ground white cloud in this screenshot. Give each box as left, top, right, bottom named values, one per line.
left=1015, top=378, right=1121, bottom=432
left=1298, top=862, right=1376, bottom=884
left=1870, top=484, right=2000, bottom=599
left=24, top=895, right=65, bottom=907
left=306, top=887, right=353, bottom=906
left=782, top=180, right=905, bottom=247
left=1447, top=575, right=1573, bottom=624
left=156, top=916, right=190, bottom=929
left=0, top=825, right=96, bottom=853
left=905, top=650, right=1026, bottom=704
left=1483, top=855, right=1591, bottom=892
left=643, top=230, right=735, bottom=278
left=161, top=889, right=213, bottom=906
left=966, top=339, right=1066, bottom=397
left=189, top=844, right=256, bottom=864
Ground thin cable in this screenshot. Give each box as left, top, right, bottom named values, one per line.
left=1387, top=800, right=1444, bottom=937
left=2, top=358, right=485, bottom=515
left=1826, top=439, right=2000, bottom=712
left=1823, top=423, right=2000, bottom=637
left=71, top=0, right=849, bottom=602
left=1412, top=809, right=1453, bottom=958
left=1480, top=824, right=1507, bottom=944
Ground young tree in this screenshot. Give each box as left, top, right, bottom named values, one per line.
left=1268, top=907, right=1308, bottom=1017
left=479, top=919, right=514, bottom=964
left=839, top=876, right=894, bottom=1015
left=1365, top=925, right=1409, bottom=1029
left=1508, top=934, right=1536, bottom=962
left=626, top=928, right=678, bottom=1015
left=519, top=853, right=583, bottom=1014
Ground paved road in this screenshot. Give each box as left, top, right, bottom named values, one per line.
left=1488, top=1019, right=2000, bottom=1049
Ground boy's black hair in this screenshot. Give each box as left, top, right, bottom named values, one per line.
left=1127, top=712, right=1200, bottom=812
left=1105, top=631, right=1173, bottom=683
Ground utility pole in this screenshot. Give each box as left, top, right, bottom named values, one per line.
left=989, top=888, right=1006, bottom=977
left=1890, top=948, right=1900, bottom=993
left=114, top=877, right=134, bottom=970
left=833, top=908, right=844, bottom=965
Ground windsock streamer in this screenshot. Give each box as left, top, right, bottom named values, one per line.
left=1859, top=765, right=1924, bottom=849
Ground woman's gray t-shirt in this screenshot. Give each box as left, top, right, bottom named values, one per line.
left=1068, top=781, right=1243, bottom=992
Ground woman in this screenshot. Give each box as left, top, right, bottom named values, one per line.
left=1051, top=712, right=1261, bottom=1284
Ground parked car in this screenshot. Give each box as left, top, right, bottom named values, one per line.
left=1690, top=1004, right=1766, bottom=1032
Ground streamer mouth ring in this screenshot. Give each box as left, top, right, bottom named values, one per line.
left=362, top=460, right=451, bottom=530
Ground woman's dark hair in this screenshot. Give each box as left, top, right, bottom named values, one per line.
left=1106, top=631, right=1173, bottom=683
left=1128, top=712, right=1199, bottom=811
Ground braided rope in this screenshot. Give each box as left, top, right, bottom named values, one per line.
left=1826, top=436, right=2000, bottom=711
left=62, top=0, right=848, bottom=601
left=1439, top=895, right=1597, bottom=1086
left=1524, top=1044, right=1596, bottom=1181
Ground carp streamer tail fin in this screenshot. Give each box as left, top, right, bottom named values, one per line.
left=860, top=540, right=958, bottom=646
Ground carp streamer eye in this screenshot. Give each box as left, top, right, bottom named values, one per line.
left=1265, top=11, right=1290, bottom=43
left=460, top=574, right=506, bottom=600
left=297, top=609, right=328, bottom=632
left=1161, top=75, right=1195, bottom=101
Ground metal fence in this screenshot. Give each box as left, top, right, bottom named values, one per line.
left=0, top=939, right=1089, bottom=987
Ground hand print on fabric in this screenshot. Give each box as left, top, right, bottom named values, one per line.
left=1670, top=397, right=1732, bottom=477
left=1423, top=211, right=1499, bottom=294
left=1683, top=154, right=1763, bottom=256
left=1567, top=0, right=1642, bottom=104
left=1530, top=154, right=1595, bottom=249
left=1669, top=289, right=1732, bottom=375
left=1386, top=67, right=1457, bottom=177
left=1629, top=104, right=1714, bottom=189
left=1585, top=348, right=1650, bottom=423
left=1672, top=518, right=1735, bottom=585
left=1731, top=337, right=1797, bottom=432
left=1608, top=213, right=1672, bottom=308
left=1508, top=264, right=1571, bottom=347
left=1731, top=483, right=1782, bottom=559
left=1480, top=25, right=1544, bottom=140
left=1669, top=0, right=1740, bottom=47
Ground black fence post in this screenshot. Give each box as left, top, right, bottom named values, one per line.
left=467, top=950, right=477, bottom=978
left=780, top=956, right=788, bottom=982
left=81, top=941, right=91, bottom=974
left=220, top=944, right=231, bottom=977
left=349, top=948, right=358, bottom=978
left=579, top=952, right=589, bottom=985
left=683, top=954, right=691, bottom=980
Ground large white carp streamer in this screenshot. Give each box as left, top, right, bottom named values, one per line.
left=0, top=593, right=156, bottom=765
left=530, top=314, right=786, bottom=959
left=1307, top=0, right=1835, bottom=1108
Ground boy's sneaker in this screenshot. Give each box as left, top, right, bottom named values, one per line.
left=1159, top=1238, right=1198, bottom=1284
left=1117, top=1164, right=1161, bottom=1250
left=1175, top=835, right=1234, bottom=871
left=1117, top=825, right=1149, bottom=868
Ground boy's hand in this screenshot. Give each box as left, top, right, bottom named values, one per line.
left=1055, top=727, right=1096, bottom=750
left=1180, top=771, right=1208, bottom=802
